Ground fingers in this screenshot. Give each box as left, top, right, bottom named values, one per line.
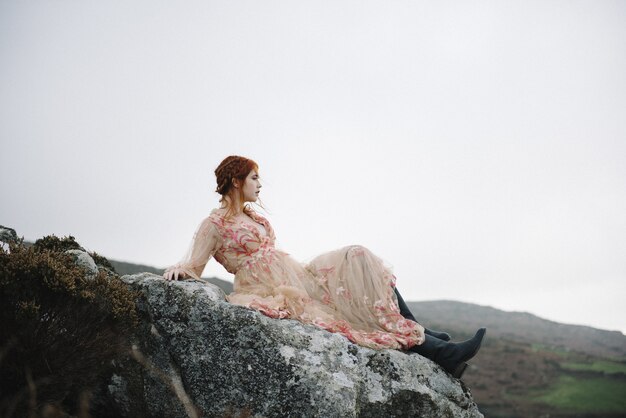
left=164, top=270, right=176, bottom=281
left=163, top=268, right=188, bottom=281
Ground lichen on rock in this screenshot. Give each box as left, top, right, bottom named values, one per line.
left=105, top=274, right=483, bottom=418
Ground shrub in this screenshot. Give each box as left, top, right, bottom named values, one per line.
left=0, top=235, right=138, bottom=417
left=89, top=251, right=116, bottom=274
left=32, top=234, right=82, bottom=253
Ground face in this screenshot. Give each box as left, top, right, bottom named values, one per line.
left=241, top=170, right=261, bottom=202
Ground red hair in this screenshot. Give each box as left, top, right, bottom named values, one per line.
left=214, top=155, right=259, bottom=218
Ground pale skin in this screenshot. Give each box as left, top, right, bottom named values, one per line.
left=165, top=170, right=262, bottom=281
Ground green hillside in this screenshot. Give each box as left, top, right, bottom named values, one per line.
left=409, top=300, right=626, bottom=417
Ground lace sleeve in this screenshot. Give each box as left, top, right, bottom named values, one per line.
left=163, top=217, right=221, bottom=281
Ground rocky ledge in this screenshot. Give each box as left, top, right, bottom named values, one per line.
left=104, top=273, right=483, bottom=418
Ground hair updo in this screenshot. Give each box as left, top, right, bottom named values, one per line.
left=214, top=155, right=259, bottom=217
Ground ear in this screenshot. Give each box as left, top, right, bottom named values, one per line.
left=232, top=178, right=239, bottom=188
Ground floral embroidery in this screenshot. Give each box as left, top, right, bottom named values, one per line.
left=322, top=292, right=332, bottom=305
left=347, top=246, right=366, bottom=257
left=335, top=286, right=353, bottom=301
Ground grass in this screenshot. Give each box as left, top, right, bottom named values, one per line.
left=530, top=343, right=569, bottom=357
left=532, top=375, right=626, bottom=413
left=560, top=360, right=626, bottom=375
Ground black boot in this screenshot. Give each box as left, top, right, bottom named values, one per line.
left=409, top=328, right=486, bottom=378
left=394, top=288, right=451, bottom=341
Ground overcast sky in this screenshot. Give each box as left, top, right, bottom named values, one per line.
left=1, top=1, right=625, bottom=333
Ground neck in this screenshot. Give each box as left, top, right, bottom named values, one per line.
left=221, top=195, right=246, bottom=216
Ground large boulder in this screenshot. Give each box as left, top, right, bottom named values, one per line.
left=105, top=273, right=483, bottom=418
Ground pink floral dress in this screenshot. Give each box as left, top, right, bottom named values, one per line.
left=164, top=208, right=424, bottom=350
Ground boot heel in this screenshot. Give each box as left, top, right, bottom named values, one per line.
left=452, top=362, right=468, bottom=379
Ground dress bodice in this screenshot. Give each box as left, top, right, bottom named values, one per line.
left=207, top=209, right=278, bottom=275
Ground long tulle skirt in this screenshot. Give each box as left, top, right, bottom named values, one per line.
left=227, top=245, right=424, bottom=350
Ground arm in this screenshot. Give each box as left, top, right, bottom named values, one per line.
left=163, top=217, right=221, bottom=281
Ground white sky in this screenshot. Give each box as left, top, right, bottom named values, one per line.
left=1, top=1, right=625, bottom=333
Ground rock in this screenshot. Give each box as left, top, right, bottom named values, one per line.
left=105, top=273, right=483, bottom=418
left=0, top=225, right=19, bottom=245
left=65, top=249, right=99, bottom=278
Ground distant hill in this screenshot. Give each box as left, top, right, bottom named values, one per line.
left=407, top=300, right=626, bottom=359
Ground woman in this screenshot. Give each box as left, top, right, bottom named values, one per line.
left=164, top=155, right=485, bottom=378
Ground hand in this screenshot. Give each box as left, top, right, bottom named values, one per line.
left=163, top=267, right=188, bottom=281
